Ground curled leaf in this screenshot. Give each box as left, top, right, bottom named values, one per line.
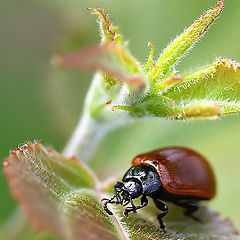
left=88, top=8, right=123, bottom=45
left=52, top=43, right=143, bottom=85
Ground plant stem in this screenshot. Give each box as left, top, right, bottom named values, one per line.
left=63, top=73, right=122, bottom=162
left=63, top=112, right=111, bottom=161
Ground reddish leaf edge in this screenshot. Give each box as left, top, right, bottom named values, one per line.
left=3, top=142, right=96, bottom=233
left=87, top=8, right=116, bottom=42
left=4, top=143, right=47, bottom=232
left=51, top=43, right=144, bottom=85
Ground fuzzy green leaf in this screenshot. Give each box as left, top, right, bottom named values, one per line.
left=3, top=143, right=101, bottom=239
left=62, top=192, right=120, bottom=240
left=149, top=1, right=224, bottom=82
left=111, top=201, right=239, bottom=240
left=121, top=58, right=240, bottom=119
left=164, top=58, right=240, bottom=118
left=4, top=143, right=239, bottom=240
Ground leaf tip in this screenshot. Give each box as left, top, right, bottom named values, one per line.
left=88, top=7, right=116, bottom=43
left=215, top=58, right=240, bottom=72
left=217, top=1, right=225, bottom=8
left=106, top=99, right=112, bottom=105
left=153, top=1, right=225, bottom=80
left=209, top=1, right=225, bottom=16
left=111, top=105, right=135, bottom=113
left=195, top=0, right=224, bottom=38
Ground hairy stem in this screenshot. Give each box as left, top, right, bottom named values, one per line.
left=63, top=73, right=127, bottom=161
left=63, top=112, right=111, bottom=161
left=63, top=73, right=110, bottom=161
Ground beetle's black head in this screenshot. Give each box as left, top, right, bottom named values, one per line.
left=102, top=179, right=142, bottom=215
left=122, top=179, right=142, bottom=200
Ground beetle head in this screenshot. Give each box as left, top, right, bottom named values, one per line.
left=102, top=179, right=142, bottom=215
left=122, top=180, right=142, bottom=200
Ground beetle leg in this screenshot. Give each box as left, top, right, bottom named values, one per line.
left=175, top=201, right=202, bottom=223
left=103, top=199, right=114, bottom=215
left=123, top=195, right=148, bottom=217
left=102, top=182, right=125, bottom=215
left=102, top=194, right=121, bottom=215
left=153, top=199, right=168, bottom=233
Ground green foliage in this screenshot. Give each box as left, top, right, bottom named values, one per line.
left=56, top=1, right=240, bottom=121
left=3, top=143, right=239, bottom=240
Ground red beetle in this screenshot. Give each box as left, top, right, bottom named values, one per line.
left=102, top=147, right=216, bottom=232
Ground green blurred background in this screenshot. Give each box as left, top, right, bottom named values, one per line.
left=1, top=0, right=240, bottom=238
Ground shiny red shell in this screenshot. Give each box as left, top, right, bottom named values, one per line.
left=132, top=147, right=216, bottom=199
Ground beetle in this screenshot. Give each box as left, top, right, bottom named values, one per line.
left=102, top=147, right=216, bottom=232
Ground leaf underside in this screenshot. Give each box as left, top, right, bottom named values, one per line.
left=4, top=143, right=239, bottom=240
